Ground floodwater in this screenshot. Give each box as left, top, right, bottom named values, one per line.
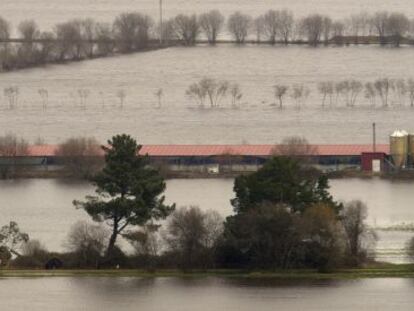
left=0, top=277, right=414, bottom=311
left=0, top=178, right=413, bottom=262
left=1, top=45, right=414, bottom=144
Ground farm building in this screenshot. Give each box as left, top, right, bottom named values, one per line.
left=0, top=144, right=390, bottom=174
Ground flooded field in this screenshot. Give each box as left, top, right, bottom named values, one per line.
left=1, top=45, right=414, bottom=144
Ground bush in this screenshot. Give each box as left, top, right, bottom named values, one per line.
left=164, top=206, right=223, bottom=270
left=56, top=137, right=103, bottom=178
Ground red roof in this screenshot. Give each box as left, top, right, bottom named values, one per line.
left=21, top=144, right=390, bottom=157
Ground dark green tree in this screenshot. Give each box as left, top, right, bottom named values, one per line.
left=231, top=157, right=341, bottom=214
left=74, top=134, right=175, bottom=257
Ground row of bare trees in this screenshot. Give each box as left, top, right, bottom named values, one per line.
left=162, top=10, right=414, bottom=46
left=186, top=77, right=414, bottom=109
left=318, top=78, right=414, bottom=107
left=275, top=78, right=414, bottom=108
left=0, top=13, right=154, bottom=71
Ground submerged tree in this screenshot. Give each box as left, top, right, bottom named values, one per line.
left=274, top=84, right=289, bottom=108
left=341, top=200, right=377, bottom=266
left=186, top=78, right=229, bottom=108
left=38, top=88, right=49, bottom=110
left=364, top=82, right=376, bottom=106
left=290, top=84, right=310, bottom=108
left=154, top=88, right=164, bottom=108
left=374, top=78, right=392, bottom=106
left=407, top=79, right=414, bottom=107
left=74, top=134, right=175, bottom=257
left=229, top=83, right=243, bottom=107
left=116, top=89, right=126, bottom=109
left=318, top=81, right=334, bottom=106
left=3, top=86, right=19, bottom=110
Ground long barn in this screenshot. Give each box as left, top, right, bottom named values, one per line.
left=0, top=144, right=390, bottom=174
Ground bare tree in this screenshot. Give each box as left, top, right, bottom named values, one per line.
left=290, top=84, right=310, bottom=107
left=365, top=82, right=376, bottom=106
left=77, top=88, right=90, bottom=109
left=54, top=20, right=83, bottom=60
left=374, top=78, right=392, bottom=106
left=228, top=12, right=251, bottom=44
left=186, top=82, right=207, bottom=107
left=274, top=84, right=289, bottom=108
left=322, top=16, right=333, bottom=44
left=38, top=88, right=49, bottom=110
left=300, top=14, right=324, bottom=46
left=407, top=79, right=414, bottom=107
left=116, top=89, right=126, bottom=109
left=186, top=78, right=228, bottom=108
left=230, top=83, right=243, bottom=107
left=371, top=11, right=389, bottom=44
left=0, top=16, right=10, bottom=40
left=341, top=200, right=377, bottom=266
left=65, top=221, right=109, bottom=267
left=124, top=224, right=162, bottom=269
left=272, top=136, right=318, bottom=164
left=154, top=88, right=163, bottom=108
left=253, top=16, right=265, bottom=43
left=199, top=10, right=224, bottom=45
left=393, top=79, right=406, bottom=105
left=0, top=133, right=28, bottom=157
left=37, top=31, right=56, bottom=63
left=164, top=206, right=223, bottom=269
left=95, top=23, right=115, bottom=56
left=318, top=81, right=334, bottom=106
left=18, top=20, right=40, bottom=61
left=113, top=13, right=153, bottom=52
left=332, top=21, right=345, bottom=44
left=387, top=12, right=410, bottom=46
left=173, top=14, right=199, bottom=46
left=56, top=136, right=103, bottom=178
left=4, top=87, right=18, bottom=109
left=350, top=80, right=364, bottom=106
left=278, top=10, right=294, bottom=44
left=263, top=10, right=279, bottom=44
left=79, top=18, right=96, bottom=58
left=335, top=80, right=363, bottom=107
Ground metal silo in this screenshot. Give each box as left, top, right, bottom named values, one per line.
left=390, top=130, right=408, bottom=169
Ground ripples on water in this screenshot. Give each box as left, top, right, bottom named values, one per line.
left=1, top=45, right=414, bottom=143
left=0, top=277, right=414, bottom=311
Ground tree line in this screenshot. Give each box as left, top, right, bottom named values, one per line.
left=2, top=77, right=414, bottom=113
left=1, top=10, right=414, bottom=71
left=186, top=77, right=414, bottom=109
left=2, top=133, right=409, bottom=271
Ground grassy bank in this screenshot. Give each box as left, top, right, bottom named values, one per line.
left=2, top=264, right=414, bottom=279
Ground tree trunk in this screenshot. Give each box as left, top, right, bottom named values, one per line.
left=107, top=220, right=119, bottom=257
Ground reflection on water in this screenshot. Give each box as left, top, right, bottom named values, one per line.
left=0, top=178, right=413, bottom=262
left=0, top=277, right=413, bottom=311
